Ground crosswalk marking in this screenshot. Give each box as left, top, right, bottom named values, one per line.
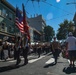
left=67, top=59, right=76, bottom=65
left=8, top=55, right=45, bottom=63
left=67, top=59, right=70, bottom=64
left=28, top=56, right=45, bottom=63
left=45, top=58, right=55, bottom=64
left=8, top=57, right=76, bottom=65
left=9, top=60, right=16, bottom=62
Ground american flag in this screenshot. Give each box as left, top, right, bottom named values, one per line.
left=15, top=7, right=24, bottom=33
left=15, top=5, right=30, bottom=40
left=22, top=4, right=30, bottom=40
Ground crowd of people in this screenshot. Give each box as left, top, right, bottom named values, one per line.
left=0, top=36, right=52, bottom=65
left=0, top=32, right=76, bottom=68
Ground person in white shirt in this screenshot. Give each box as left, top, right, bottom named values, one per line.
left=66, top=32, right=76, bottom=67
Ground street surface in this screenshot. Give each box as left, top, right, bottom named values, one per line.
left=0, top=52, right=76, bottom=75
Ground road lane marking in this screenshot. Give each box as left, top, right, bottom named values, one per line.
left=68, top=59, right=70, bottom=64
left=45, top=58, right=55, bottom=64
left=8, top=55, right=45, bottom=63
left=9, top=60, right=16, bottom=62
left=28, top=56, right=45, bottom=63
left=67, top=59, right=76, bottom=65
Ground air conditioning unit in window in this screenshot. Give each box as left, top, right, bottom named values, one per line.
left=0, top=10, right=1, bottom=15
left=1, top=27, right=7, bottom=32
left=1, top=13, right=6, bottom=17
left=0, top=26, right=1, bottom=31
left=5, top=27, right=7, bottom=32
left=1, top=28, right=4, bottom=31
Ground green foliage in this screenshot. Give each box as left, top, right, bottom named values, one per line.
left=44, top=25, right=55, bottom=42
left=56, top=19, right=75, bottom=40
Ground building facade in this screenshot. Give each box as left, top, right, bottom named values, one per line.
left=28, top=15, right=46, bottom=42
left=29, top=27, right=41, bottom=44
left=28, top=15, right=46, bottom=32
left=0, top=0, right=18, bottom=42
left=0, top=0, right=42, bottom=43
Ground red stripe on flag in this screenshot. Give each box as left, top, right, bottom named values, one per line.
left=22, top=4, right=30, bottom=40
left=15, top=7, right=25, bottom=34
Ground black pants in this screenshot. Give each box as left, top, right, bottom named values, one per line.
left=16, top=49, right=21, bottom=64
left=53, top=49, right=59, bottom=63
left=37, top=48, right=41, bottom=58
left=14, top=49, right=17, bottom=60
left=0, top=50, right=4, bottom=60
left=23, top=47, right=29, bottom=64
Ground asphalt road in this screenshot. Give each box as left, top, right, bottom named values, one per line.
left=0, top=53, right=76, bottom=75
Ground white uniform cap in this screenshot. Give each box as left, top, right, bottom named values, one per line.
left=68, top=32, right=73, bottom=36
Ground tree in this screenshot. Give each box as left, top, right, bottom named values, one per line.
left=56, top=19, right=74, bottom=40
left=44, top=25, right=55, bottom=42
left=73, top=29, right=76, bottom=37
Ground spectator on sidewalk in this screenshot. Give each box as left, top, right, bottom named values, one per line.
left=0, top=40, right=3, bottom=60
left=2, top=41, right=8, bottom=61
left=65, top=32, right=76, bottom=67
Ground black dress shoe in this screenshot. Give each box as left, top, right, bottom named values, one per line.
left=23, top=63, right=27, bottom=65
left=69, top=64, right=72, bottom=67
left=73, top=64, right=75, bottom=67
left=24, top=61, right=28, bottom=65
left=16, top=59, right=21, bottom=65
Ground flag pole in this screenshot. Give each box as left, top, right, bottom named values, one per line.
left=22, top=3, right=30, bottom=47
left=22, top=3, right=27, bottom=47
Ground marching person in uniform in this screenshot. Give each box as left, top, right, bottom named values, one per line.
left=15, top=36, right=21, bottom=65
left=15, top=35, right=29, bottom=65
left=52, top=37, right=61, bottom=64
left=23, top=35, right=29, bottom=65
left=37, top=43, right=41, bottom=58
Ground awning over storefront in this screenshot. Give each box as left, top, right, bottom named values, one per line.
left=0, top=39, right=2, bottom=41
left=0, top=31, right=15, bottom=43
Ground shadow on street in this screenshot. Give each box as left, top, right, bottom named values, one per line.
left=47, top=53, right=52, bottom=56
left=0, top=64, right=25, bottom=73
left=63, top=67, right=76, bottom=74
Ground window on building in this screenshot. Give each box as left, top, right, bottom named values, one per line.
left=0, top=10, right=1, bottom=15
left=8, top=12, right=13, bottom=20
left=8, top=26, right=14, bottom=33
left=42, top=22, right=45, bottom=26
left=1, top=8, right=6, bottom=17
left=42, top=26, right=44, bottom=30
left=9, top=26, right=12, bottom=32
left=1, top=22, right=5, bottom=29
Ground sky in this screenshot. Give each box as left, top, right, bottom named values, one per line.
left=7, top=0, right=76, bottom=34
